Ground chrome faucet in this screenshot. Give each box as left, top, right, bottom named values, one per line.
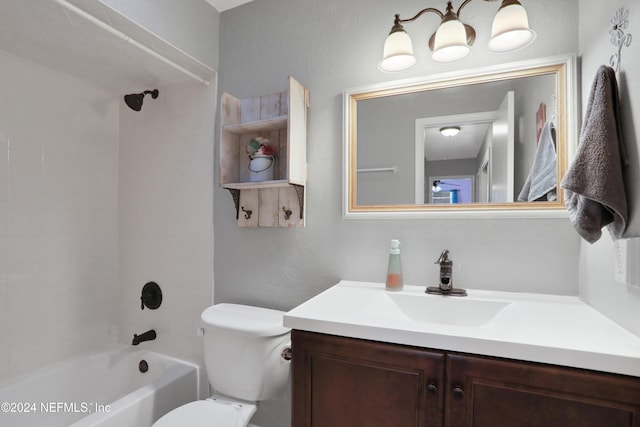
left=426, top=250, right=467, bottom=296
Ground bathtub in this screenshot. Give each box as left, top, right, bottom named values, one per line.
left=0, top=344, right=199, bottom=427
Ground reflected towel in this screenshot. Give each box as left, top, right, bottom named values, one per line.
left=518, top=121, right=557, bottom=202
left=561, top=65, right=628, bottom=243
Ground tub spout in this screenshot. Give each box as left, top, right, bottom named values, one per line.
left=132, top=329, right=156, bottom=346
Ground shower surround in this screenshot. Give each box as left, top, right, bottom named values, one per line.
left=0, top=0, right=216, bottom=394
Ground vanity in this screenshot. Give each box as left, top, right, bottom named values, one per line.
left=284, top=281, right=640, bottom=426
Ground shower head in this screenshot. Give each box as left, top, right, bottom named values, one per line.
left=124, top=89, right=159, bottom=111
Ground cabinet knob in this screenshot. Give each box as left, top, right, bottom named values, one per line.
left=452, top=387, right=465, bottom=399
left=426, top=383, right=438, bottom=394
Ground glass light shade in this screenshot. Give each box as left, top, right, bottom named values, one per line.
left=431, top=19, right=471, bottom=63
left=379, top=30, right=417, bottom=72
left=488, top=2, right=536, bottom=53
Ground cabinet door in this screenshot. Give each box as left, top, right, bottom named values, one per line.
left=446, top=353, right=640, bottom=427
left=287, top=76, right=308, bottom=186
left=292, top=330, right=444, bottom=427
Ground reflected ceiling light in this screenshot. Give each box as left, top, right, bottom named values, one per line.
left=379, top=0, right=536, bottom=72
left=440, top=126, right=461, bottom=137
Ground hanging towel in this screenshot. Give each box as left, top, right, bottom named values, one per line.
left=518, top=121, right=557, bottom=202
left=561, top=65, right=628, bottom=243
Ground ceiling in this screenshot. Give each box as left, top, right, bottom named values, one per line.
left=0, top=0, right=215, bottom=93
left=204, top=0, right=254, bottom=12
left=424, top=122, right=492, bottom=162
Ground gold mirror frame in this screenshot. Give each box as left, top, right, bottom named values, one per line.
left=343, top=55, right=578, bottom=219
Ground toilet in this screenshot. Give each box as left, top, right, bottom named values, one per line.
left=153, top=303, right=291, bottom=427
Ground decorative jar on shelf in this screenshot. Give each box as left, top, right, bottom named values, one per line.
left=248, top=154, right=274, bottom=181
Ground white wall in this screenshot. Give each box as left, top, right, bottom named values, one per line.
left=101, top=0, right=220, bottom=70
left=0, top=0, right=218, bottom=388
left=118, top=81, right=215, bottom=396
left=577, top=0, right=640, bottom=336
left=0, top=51, right=119, bottom=381
left=100, top=0, right=217, bottom=394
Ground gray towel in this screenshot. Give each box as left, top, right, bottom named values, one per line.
left=518, top=121, right=557, bottom=202
left=561, top=65, right=628, bottom=243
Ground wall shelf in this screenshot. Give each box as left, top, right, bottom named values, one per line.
left=219, top=76, right=309, bottom=227
left=222, top=116, right=288, bottom=135
left=222, top=180, right=292, bottom=190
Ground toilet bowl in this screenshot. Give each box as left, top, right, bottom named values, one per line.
left=152, top=304, right=291, bottom=427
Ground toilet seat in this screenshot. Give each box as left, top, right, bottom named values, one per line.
left=153, top=399, right=253, bottom=427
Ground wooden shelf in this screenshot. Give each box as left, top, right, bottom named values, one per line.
left=219, top=76, right=308, bottom=227
left=222, top=116, right=287, bottom=135
left=222, top=180, right=291, bottom=190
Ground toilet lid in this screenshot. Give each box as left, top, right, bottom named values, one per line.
left=153, top=400, right=243, bottom=427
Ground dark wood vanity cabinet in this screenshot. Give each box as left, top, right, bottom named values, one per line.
left=291, top=330, right=445, bottom=427
left=447, top=353, right=640, bottom=426
left=292, top=331, right=640, bottom=427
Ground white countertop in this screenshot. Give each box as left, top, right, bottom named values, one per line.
left=284, top=280, right=640, bottom=377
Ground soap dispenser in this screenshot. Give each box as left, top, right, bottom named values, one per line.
left=385, top=239, right=404, bottom=291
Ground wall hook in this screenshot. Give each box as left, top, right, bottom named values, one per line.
left=241, top=206, right=252, bottom=219
left=282, top=206, right=292, bottom=220
left=609, top=7, right=632, bottom=72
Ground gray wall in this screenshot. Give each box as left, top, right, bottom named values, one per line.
left=216, top=4, right=580, bottom=425
left=577, top=0, right=640, bottom=336
left=216, top=0, right=580, bottom=309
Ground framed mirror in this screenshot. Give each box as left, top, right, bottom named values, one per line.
left=343, top=55, right=578, bottom=218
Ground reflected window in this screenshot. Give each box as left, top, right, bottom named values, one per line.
left=430, top=177, right=474, bottom=204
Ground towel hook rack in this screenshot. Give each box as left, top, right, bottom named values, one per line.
left=609, top=7, right=632, bottom=72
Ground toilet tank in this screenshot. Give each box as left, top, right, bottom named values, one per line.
left=201, top=304, right=291, bottom=402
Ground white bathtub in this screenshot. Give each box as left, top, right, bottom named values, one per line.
left=0, top=344, right=199, bottom=427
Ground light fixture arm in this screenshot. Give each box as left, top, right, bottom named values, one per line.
left=394, top=0, right=500, bottom=26
left=391, top=1, right=481, bottom=52
left=393, top=8, right=443, bottom=27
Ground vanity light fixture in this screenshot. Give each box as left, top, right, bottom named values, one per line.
left=440, top=126, right=461, bottom=137
left=379, top=0, right=536, bottom=72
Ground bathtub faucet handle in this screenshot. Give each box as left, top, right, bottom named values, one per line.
left=140, top=282, right=163, bottom=310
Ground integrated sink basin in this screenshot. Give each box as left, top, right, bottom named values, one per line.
left=284, top=280, right=640, bottom=378
left=386, top=293, right=510, bottom=327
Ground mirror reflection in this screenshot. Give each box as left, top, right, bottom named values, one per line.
left=345, top=56, right=576, bottom=216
